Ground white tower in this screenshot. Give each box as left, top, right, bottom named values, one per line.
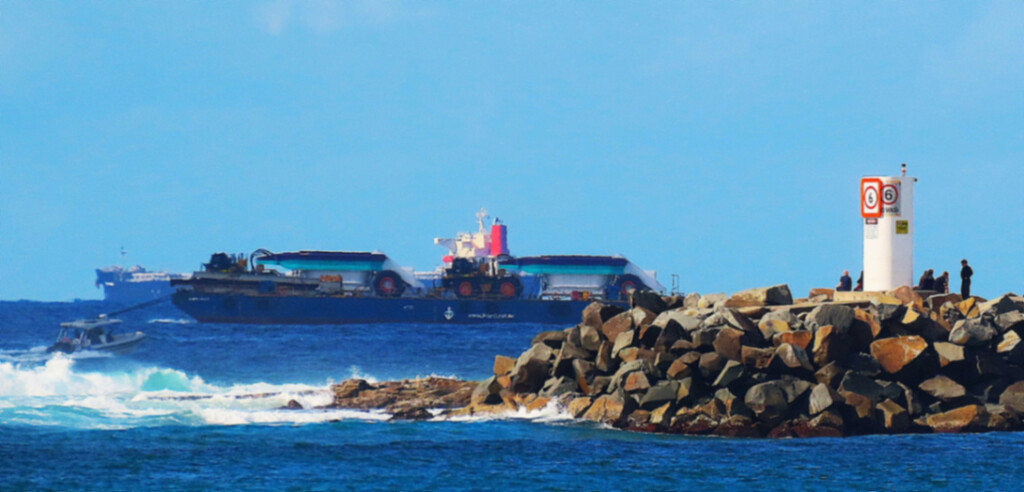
left=861, top=164, right=915, bottom=291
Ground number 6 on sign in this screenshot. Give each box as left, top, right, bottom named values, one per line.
left=861, top=178, right=883, bottom=218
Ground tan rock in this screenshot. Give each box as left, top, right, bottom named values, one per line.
left=623, top=371, right=651, bottom=393
left=774, top=330, right=813, bottom=350
left=957, top=297, right=980, bottom=318
left=601, top=311, right=634, bottom=342
left=740, top=346, right=774, bottom=370
left=869, top=336, right=927, bottom=374
left=933, top=342, right=965, bottom=368
left=618, top=346, right=639, bottom=363
left=877, top=399, right=909, bottom=432
left=666, top=358, right=692, bottom=380
left=918, top=376, right=966, bottom=401
left=493, top=355, right=515, bottom=376
left=809, top=288, right=835, bottom=301
left=887, top=285, right=923, bottom=309
left=650, top=402, right=673, bottom=426
left=713, top=327, right=745, bottom=361
left=758, top=319, right=791, bottom=340
left=854, top=308, right=882, bottom=338
left=582, top=395, right=626, bottom=424
left=526, top=396, right=552, bottom=412
left=997, top=330, right=1021, bottom=354
left=567, top=396, right=593, bottom=418
left=925, top=405, right=988, bottom=433
left=834, top=291, right=902, bottom=304
left=812, top=324, right=849, bottom=367
left=769, top=343, right=814, bottom=372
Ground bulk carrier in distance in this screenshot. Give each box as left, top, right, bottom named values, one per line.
left=170, top=210, right=665, bottom=325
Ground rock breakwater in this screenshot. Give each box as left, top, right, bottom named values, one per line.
left=330, top=285, right=1024, bottom=437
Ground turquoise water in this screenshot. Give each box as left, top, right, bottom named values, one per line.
left=1, top=301, right=1022, bottom=491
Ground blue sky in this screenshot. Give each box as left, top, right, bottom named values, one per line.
left=1, top=1, right=1022, bottom=301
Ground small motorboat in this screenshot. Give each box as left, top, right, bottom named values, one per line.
left=47, top=317, right=146, bottom=354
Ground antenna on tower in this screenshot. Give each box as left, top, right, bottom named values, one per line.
left=475, top=207, right=489, bottom=233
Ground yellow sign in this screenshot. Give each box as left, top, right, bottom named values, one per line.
left=896, top=220, right=909, bottom=234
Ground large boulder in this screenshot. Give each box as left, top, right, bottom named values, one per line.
left=809, top=382, right=843, bottom=415
left=806, top=304, right=855, bottom=332
left=744, top=381, right=790, bottom=426
left=979, top=294, right=1023, bottom=318
left=869, top=336, right=928, bottom=375
left=725, top=284, right=793, bottom=307
left=531, top=330, right=567, bottom=349
left=493, top=355, right=515, bottom=377
left=924, top=404, right=989, bottom=433
left=640, top=381, right=680, bottom=410
left=713, top=360, right=745, bottom=387
left=949, top=318, right=997, bottom=347
left=632, top=290, right=669, bottom=314
left=812, top=324, right=850, bottom=367
left=601, top=311, right=634, bottom=342
left=918, top=375, right=966, bottom=401
left=767, top=343, right=814, bottom=373
left=933, top=341, right=966, bottom=368
left=581, top=394, right=627, bottom=425
left=713, top=327, right=745, bottom=361
left=999, top=381, right=1024, bottom=413
left=582, top=303, right=626, bottom=331
left=578, top=324, right=605, bottom=352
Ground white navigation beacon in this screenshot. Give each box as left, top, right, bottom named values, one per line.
left=861, top=164, right=916, bottom=291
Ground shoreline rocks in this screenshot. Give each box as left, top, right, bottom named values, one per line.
left=328, top=286, right=1024, bottom=437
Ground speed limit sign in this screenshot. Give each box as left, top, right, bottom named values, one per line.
left=861, top=178, right=883, bottom=218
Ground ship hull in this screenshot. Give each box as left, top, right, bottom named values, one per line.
left=102, top=280, right=177, bottom=304
left=171, top=291, right=616, bottom=325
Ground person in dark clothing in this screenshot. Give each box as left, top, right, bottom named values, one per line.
left=934, top=271, right=949, bottom=294
left=836, top=270, right=852, bottom=292
left=917, top=269, right=935, bottom=291
left=960, top=259, right=973, bottom=298
left=854, top=271, right=863, bottom=292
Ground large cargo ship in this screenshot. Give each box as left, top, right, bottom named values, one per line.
left=171, top=210, right=664, bottom=325
left=95, top=265, right=190, bottom=304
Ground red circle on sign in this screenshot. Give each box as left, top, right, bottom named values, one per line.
left=882, top=184, right=899, bottom=205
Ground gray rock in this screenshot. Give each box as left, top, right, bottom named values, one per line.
left=579, top=323, right=604, bottom=352
left=949, top=318, right=997, bottom=347
left=632, top=290, right=669, bottom=314
left=999, top=381, right=1024, bottom=413
left=640, top=381, right=680, bottom=410
left=539, top=376, right=579, bottom=398
left=692, top=327, right=722, bottom=348
left=744, top=381, right=789, bottom=425
left=838, top=372, right=884, bottom=403
left=994, top=310, right=1024, bottom=334
left=472, top=376, right=503, bottom=405
left=809, top=382, right=843, bottom=414
left=806, top=304, right=854, bottom=332
left=698, top=352, right=726, bottom=380
left=768, top=343, right=814, bottom=373
left=713, top=360, right=745, bottom=387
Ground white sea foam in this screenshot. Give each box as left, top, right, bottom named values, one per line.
left=443, top=399, right=574, bottom=423
left=147, top=318, right=193, bottom=325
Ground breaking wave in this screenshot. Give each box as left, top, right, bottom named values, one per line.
left=0, top=357, right=383, bottom=429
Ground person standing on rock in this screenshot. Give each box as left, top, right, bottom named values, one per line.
left=960, top=259, right=973, bottom=298
left=934, top=271, right=949, bottom=294
left=836, top=270, right=852, bottom=292
left=854, top=271, right=863, bottom=292
left=917, top=269, right=935, bottom=291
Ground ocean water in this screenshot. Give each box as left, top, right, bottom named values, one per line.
left=1, top=300, right=1022, bottom=491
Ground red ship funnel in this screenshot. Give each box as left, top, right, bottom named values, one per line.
left=490, top=223, right=509, bottom=256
